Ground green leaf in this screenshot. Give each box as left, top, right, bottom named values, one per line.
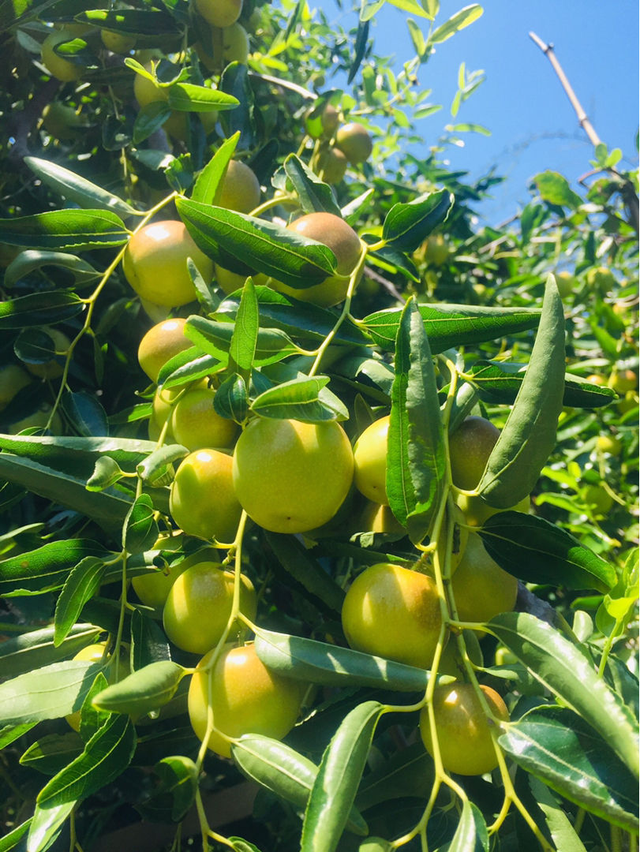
left=232, top=735, right=368, bottom=835
left=185, top=315, right=297, bottom=366
left=387, top=298, right=445, bottom=544
left=0, top=723, right=37, bottom=751
left=176, top=197, right=337, bottom=290
left=23, top=157, right=136, bottom=216
left=158, top=349, right=221, bottom=389
left=448, top=799, right=476, bottom=852
left=468, top=361, right=617, bottom=408
left=214, top=372, right=249, bottom=423
left=536, top=170, right=582, bottom=209
left=37, top=715, right=136, bottom=806
left=133, top=101, right=172, bottom=145
left=428, top=5, right=483, bottom=44
left=136, top=444, right=188, bottom=483
left=76, top=8, right=178, bottom=35
left=407, top=19, right=427, bottom=58
left=136, top=756, right=198, bottom=822
left=264, top=531, right=346, bottom=614
left=78, top=672, right=111, bottom=742
left=167, top=83, right=239, bottom=113
left=0, top=539, right=112, bottom=597
left=123, top=494, right=160, bottom=555
left=0, top=661, right=103, bottom=725
left=20, top=733, right=83, bottom=776
left=0, top=209, right=129, bottom=251
left=479, top=512, right=616, bottom=592
left=348, top=17, right=370, bottom=84
left=0, top=291, right=83, bottom=330
left=54, top=558, right=106, bottom=646
left=363, top=303, right=540, bottom=353
left=92, top=661, right=185, bottom=716
left=284, top=154, right=342, bottom=217
left=130, top=609, right=171, bottom=671
left=254, top=627, right=431, bottom=692
left=250, top=377, right=349, bottom=421
left=0, top=624, right=101, bottom=678
left=61, top=390, right=109, bottom=438
left=381, top=189, right=453, bottom=253
left=86, top=456, right=125, bottom=491
left=192, top=132, right=240, bottom=205
left=489, top=612, right=639, bottom=778
left=355, top=742, right=432, bottom=811
left=301, top=701, right=383, bottom=852
left=27, top=802, right=74, bottom=852
left=499, top=707, right=638, bottom=832
left=230, top=277, right=259, bottom=372
left=477, top=276, right=565, bottom=508
left=4, top=250, right=99, bottom=289
left=528, top=778, right=588, bottom=852
left=385, top=0, right=433, bottom=20
left=218, top=285, right=370, bottom=346
left=0, top=818, right=32, bottom=852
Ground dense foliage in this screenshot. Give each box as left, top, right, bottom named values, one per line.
left=0, top=1, right=637, bottom=852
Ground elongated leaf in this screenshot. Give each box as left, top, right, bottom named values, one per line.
left=364, top=303, right=540, bottom=353
left=448, top=799, right=476, bottom=852
left=168, top=83, right=239, bottom=113
left=4, top=250, right=99, bottom=289
left=254, top=627, right=431, bottom=692
left=0, top=540, right=112, bottom=597
left=0, top=624, right=101, bottom=678
left=92, top=661, right=185, bottom=715
left=489, top=612, right=639, bottom=778
left=499, top=707, right=638, bottom=832
left=27, top=802, right=74, bottom=852
left=301, top=701, right=383, bottom=852
left=355, top=742, right=432, bottom=811
left=251, top=377, right=349, bottom=421
left=123, top=494, right=159, bottom=555
left=284, top=155, right=342, bottom=216
left=77, top=8, right=178, bottom=34
left=385, top=0, right=432, bottom=19
left=130, top=610, right=171, bottom=671
left=54, top=558, right=106, bottom=646
left=381, top=189, right=453, bottom=253
left=218, top=286, right=369, bottom=346
left=0, top=723, right=37, bottom=750
left=61, top=390, right=109, bottom=438
left=214, top=372, right=249, bottom=423
left=176, top=197, right=337, bottom=290
left=0, top=291, right=83, bottom=330
left=265, top=532, right=346, bottom=614
left=0, top=661, right=103, bottom=725
left=428, top=4, right=483, bottom=44
left=0, top=453, right=132, bottom=536
left=0, top=818, right=31, bottom=852
left=232, top=735, right=367, bottom=835
left=0, top=210, right=129, bottom=251
left=37, top=715, right=136, bottom=806
left=387, top=298, right=445, bottom=544
left=158, top=349, right=221, bottom=389
left=479, top=512, right=616, bottom=592
left=136, top=755, right=198, bottom=822
left=230, top=277, right=259, bottom=371
left=185, top=315, right=297, bottom=366
left=528, top=777, right=588, bottom=852
left=192, top=132, right=240, bottom=205
left=348, top=17, right=370, bottom=84
left=477, top=277, right=565, bottom=507
left=24, top=158, right=135, bottom=216
left=536, top=171, right=582, bottom=209
left=20, top=733, right=84, bottom=776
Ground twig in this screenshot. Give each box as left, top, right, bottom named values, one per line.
left=528, top=32, right=601, bottom=147
left=363, top=265, right=404, bottom=302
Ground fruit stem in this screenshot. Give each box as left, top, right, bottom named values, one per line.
left=307, top=241, right=370, bottom=377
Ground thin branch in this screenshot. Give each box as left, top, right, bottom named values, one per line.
left=528, top=31, right=601, bottom=147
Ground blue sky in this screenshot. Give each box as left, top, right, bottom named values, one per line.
left=310, top=0, right=639, bottom=223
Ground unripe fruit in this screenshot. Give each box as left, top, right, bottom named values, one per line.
left=25, top=328, right=70, bottom=379
left=617, top=391, right=638, bottom=415
left=195, top=0, right=242, bottom=28
left=170, top=387, right=238, bottom=451
left=596, top=434, right=622, bottom=456
left=555, top=270, right=575, bottom=299
left=138, top=318, right=192, bottom=383
left=419, top=683, right=509, bottom=775
left=341, top=563, right=443, bottom=669
left=123, top=221, right=212, bottom=307
left=7, top=402, right=62, bottom=435
left=450, top=533, right=518, bottom=624
left=132, top=561, right=188, bottom=610
left=307, top=103, right=340, bottom=138
left=423, top=234, right=449, bottom=267
left=197, top=23, right=250, bottom=70
left=268, top=212, right=362, bottom=307
left=41, top=30, right=85, bottom=82
left=233, top=418, right=354, bottom=533
left=586, top=266, right=616, bottom=292
left=217, top=160, right=261, bottom=214
left=335, top=123, right=373, bottom=164
left=101, top=29, right=137, bottom=54
left=358, top=501, right=404, bottom=535
left=586, top=374, right=606, bottom=387
left=609, top=369, right=638, bottom=393
left=316, top=147, right=348, bottom=184
left=170, top=449, right=243, bottom=541
left=41, top=103, right=86, bottom=141
left=188, top=643, right=301, bottom=758
left=353, top=415, right=389, bottom=505
left=163, top=562, right=256, bottom=654
left=449, top=416, right=500, bottom=491
left=214, top=264, right=247, bottom=295
left=580, top=484, right=614, bottom=515
left=455, top=492, right=530, bottom=528
left=66, top=642, right=130, bottom=731
left=133, top=68, right=167, bottom=108
left=0, top=365, right=32, bottom=410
